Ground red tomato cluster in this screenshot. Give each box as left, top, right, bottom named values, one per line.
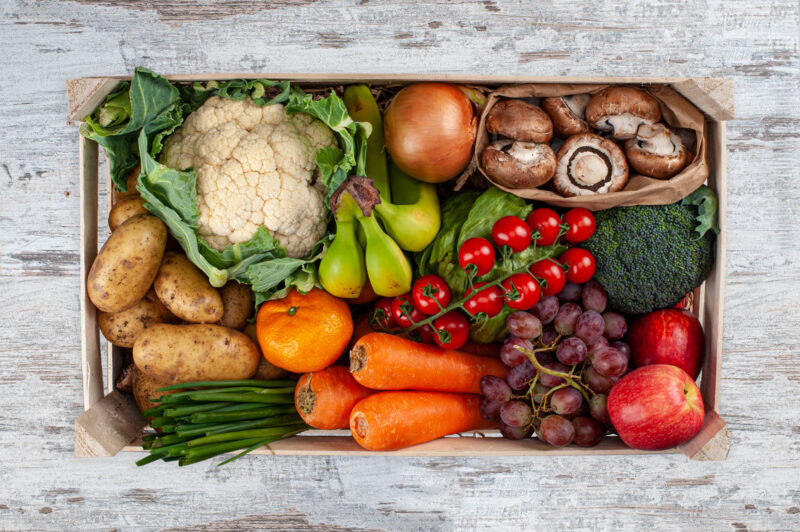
left=372, top=207, right=598, bottom=352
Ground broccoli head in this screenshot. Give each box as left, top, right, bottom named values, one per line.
left=583, top=187, right=717, bottom=315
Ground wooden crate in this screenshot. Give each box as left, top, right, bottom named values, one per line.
left=70, top=74, right=732, bottom=460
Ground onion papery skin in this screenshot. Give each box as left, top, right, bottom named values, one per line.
left=384, top=83, right=477, bottom=183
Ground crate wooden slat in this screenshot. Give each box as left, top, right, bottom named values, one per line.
left=71, top=74, right=731, bottom=460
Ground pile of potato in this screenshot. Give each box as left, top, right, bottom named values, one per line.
left=88, top=179, right=287, bottom=416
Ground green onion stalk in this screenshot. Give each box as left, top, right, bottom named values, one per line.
left=137, top=379, right=307, bottom=467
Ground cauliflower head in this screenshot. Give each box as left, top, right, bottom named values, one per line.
left=161, top=96, right=336, bottom=257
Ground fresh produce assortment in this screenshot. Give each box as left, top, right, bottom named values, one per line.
left=82, top=68, right=720, bottom=464
left=479, top=86, right=695, bottom=196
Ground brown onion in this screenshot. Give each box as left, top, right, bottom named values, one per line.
left=384, top=83, right=477, bottom=183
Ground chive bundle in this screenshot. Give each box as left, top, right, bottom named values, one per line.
left=137, top=379, right=307, bottom=467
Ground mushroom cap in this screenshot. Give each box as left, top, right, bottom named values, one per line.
left=541, top=94, right=591, bottom=138
left=554, top=132, right=629, bottom=197
left=624, top=123, right=690, bottom=179
left=585, top=87, right=661, bottom=140
left=486, top=99, right=553, bottom=143
left=482, top=139, right=556, bottom=189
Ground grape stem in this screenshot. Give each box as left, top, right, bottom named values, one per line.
left=518, top=346, right=592, bottom=403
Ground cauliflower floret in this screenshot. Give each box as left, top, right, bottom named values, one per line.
left=161, top=96, right=336, bottom=257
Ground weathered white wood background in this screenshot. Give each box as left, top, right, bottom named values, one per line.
left=1, top=0, right=798, bottom=530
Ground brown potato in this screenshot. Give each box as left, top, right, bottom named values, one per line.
left=116, top=163, right=141, bottom=198
left=109, top=195, right=148, bottom=231
left=98, top=289, right=178, bottom=347
left=242, top=322, right=289, bottom=380
left=131, top=366, right=175, bottom=419
left=133, top=323, right=260, bottom=383
left=154, top=252, right=223, bottom=323
left=219, top=281, right=253, bottom=329
left=88, top=214, right=167, bottom=313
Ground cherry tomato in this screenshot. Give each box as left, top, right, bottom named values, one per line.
left=432, top=311, right=469, bottom=350
left=559, top=248, right=596, bottom=284
left=529, top=259, right=566, bottom=297
left=562, top=208, right=596, bottom=243
left=492, top=216, right=532, bottom=252
left=526, top=208, right=561, bottom=247
left=502, top=273, right=541, bottom=310
left=458, top=237, right=496, bottom=276
left=417, top=324, right=435, bottom=343
left=391, top=293, right=425, bottom=328
left=411, top=274, right=451, bottom=315
left=464, top=282, right=504, bottom=318
left=372, top=297, right=397, bottom=329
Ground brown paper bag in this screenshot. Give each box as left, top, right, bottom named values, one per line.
left=466, top=84, right=708, bottom=210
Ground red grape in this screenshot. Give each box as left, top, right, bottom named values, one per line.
left=507, top=360, right=536, bottom=390
left=554, top=302, right=582, bottom=335
left=611, top=341, right=631, bottom=361
left=531, top=382, right=550, bottom=404
left=572, top=416, right=604, bottom=447
left=539, top=362, right=569, bottom=388
left=500, top=337, right=533, bottom=367
left=540, top=414, right=575, bottom=446
left=506, top=311, right=542, bottom=340
left=550, top=387, right=584, bottom=415
left=587, top=336, right=609, bottom=363
left=480, top=375, right=512, bottom=402
left=581, top=280, right=608, bottom=313
left=541, top=324, right=559, bottom=345
left=584, top=365, right=618, bottom=394
left=556, top=336, right=587, bottom=365
left=589, top=394, right=610, bottom=424
left=500, top=400, right=533, bottom=427
left=499, top=421, right=532, bottom=440
left=531, top=295, right=560, bottom=324
left=575, top=310, right=605, bottom=344
left=480, top=398, right=504, bottom=421
left=557, top=282, right=582, bottom=303
left=592, top=347, right=628, bottom=378
left=602, top=311, right=628, bottom=340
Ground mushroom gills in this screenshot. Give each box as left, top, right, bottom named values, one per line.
left=563, top=94, right=591, bottom=120
left=568, top=147, right=612, bottom=191
left=597, top=112, right=657, bottom=139
left=506, top=141, right=552, bottom=164
left=635, top=124, right=681, bottom=155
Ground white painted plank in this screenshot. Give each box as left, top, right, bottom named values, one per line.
left=0, top=0, right=798, bottom=530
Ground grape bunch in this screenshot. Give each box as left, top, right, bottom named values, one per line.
left=480, top=279, right=631, bottom=447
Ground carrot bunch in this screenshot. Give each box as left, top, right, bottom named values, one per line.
left=295, top=332, right=505, bottom=451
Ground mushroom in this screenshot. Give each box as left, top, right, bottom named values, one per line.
left=486, top=99, right=553, bottom=143
left=482, top=140, right=556, bottom=189
left=585, top=87, right=661, bottom=140
left=554, top=133, right=629, bottom=197
left=541, top=94, right=592, bottom=138
left=624, top=123, right=690, bottom=179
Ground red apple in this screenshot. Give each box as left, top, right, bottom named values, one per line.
left=608, top=364, right=704, bottom=450
left=627, top=308, right=705, bottom=379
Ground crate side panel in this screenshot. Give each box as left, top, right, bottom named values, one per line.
left=80, top=136, right=103, bottom=410
left=700, top=121, right=726, bottom=412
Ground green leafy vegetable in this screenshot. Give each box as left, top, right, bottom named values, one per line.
left=80, top=68, right=183, bottom=191
left=681, top=185, right=719, bottom=238
left=286, top=88, right=372, bottom=198
left=81, top=68, right=369, bottom=302
left=456, top=187, right=533, bottom=249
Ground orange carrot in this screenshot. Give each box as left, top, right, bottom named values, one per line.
left=349, top=391, right=495, bottom=451
left=350, top=332, right=507, bottom=394
left=294, top=366, right=374, bottom=429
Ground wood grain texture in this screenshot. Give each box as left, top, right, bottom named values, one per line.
left=0, top=0, right=798, bottom=530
